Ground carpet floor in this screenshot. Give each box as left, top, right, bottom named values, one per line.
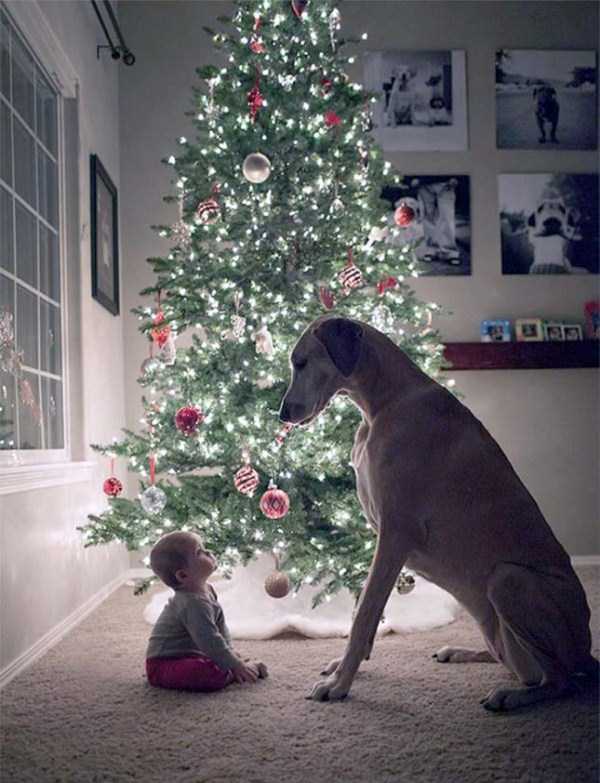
left=1, top=566, right=598, bottom=783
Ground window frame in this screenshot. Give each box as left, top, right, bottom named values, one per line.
left=0, top=1, right=77, bottom=471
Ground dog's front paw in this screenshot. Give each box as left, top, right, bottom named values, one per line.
left=306, top=673, right=350, bottom=702
left=320, top=657, right=341, bottom=676
left=480, top=685, right=525, bottom=712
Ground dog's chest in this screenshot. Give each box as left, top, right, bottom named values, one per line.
left=351, top=423, right=379, bottom=526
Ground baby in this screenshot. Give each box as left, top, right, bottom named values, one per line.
left=146, top=531, right=267, bottom=691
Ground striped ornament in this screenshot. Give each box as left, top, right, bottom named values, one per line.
left=195, top=197, right=220, bottom=225
left=338, top=260, right=363, bottom=292
left=234, top=464, right=260, bottom=496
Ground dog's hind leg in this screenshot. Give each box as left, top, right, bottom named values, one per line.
left=480, top=562, right=592, bottom=711
left=433, top=646, right=497, bottom=664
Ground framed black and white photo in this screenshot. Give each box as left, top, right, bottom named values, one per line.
left=90, top=154, right=119, bottom=315
left=515, top=318, right=544, bottom=342
left=363, top=50, right=468, bottom=150
left=381, top=176, right=471, bottom=276
left=495, top=49, right=597, bottom=150
left=499, top=173, right=599, bottom=275
left=544, top=323, right=565, bottom=341
left=563, top=324, right=583, bottom=341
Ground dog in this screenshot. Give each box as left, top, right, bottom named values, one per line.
left=527, top=198, right=586, bottom=274
left=280, top=316, right=597, bottom=710
left=385, top=66, right=416, bottom=126
left=533, top=84, right=560, bottom=144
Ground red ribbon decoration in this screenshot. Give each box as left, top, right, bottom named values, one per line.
left=377, top=276, right=398, bottom=296
left=149, top=455, right=156, bottom=485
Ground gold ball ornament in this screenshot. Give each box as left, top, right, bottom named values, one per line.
left=242, top=153, right=272, bottom=184
left=264, top=571, right=291, bottom=599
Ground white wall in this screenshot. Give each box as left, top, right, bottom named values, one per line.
left=117, top=0, right=598, bottom=558
left=0, top=1, right=129, bottom=678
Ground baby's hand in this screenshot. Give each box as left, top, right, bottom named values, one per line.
left=231, top=661, right=258, bottom=684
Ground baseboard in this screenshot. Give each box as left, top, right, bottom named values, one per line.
left=572, top=555, right=600, bottom=567
left=0, top=569, right=136, bottom=691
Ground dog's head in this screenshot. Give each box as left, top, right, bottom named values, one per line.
left=279, top=317, right=363, bottom=425
left=528, top=198, right=580, bottom=239
left=391, top=65, right=414, bottom=90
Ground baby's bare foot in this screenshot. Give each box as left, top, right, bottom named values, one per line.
left=255, top=661, right=268, bottom=678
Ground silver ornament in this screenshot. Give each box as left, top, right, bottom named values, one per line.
left=141, top=357, right=161, bottom=375
left=170, top=220, right=192, bottom=252
left=371, top=305, right=395, bottom=334
left=280, top=74, right=295, bottom=92
left=253, top=324, right=274, bottom=356
left=396, top=570, right=416, bottom=595
left=328, top=8, right=341, bottom=51
left=330, top=197, right=344, bottom=214
left=231, top=314, right=246, bottom=339
left=242, top=153, right=272, bottom=184
left=158, top=335, right=177, bottom=365
left=140, top=485, right=167, bottom=515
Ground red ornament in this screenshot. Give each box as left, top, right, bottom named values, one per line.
left=196, top=197, right=220, bottom=225
left=260, top=485, right=290, bottom=519
left=320, top=77, right=333, bottom=94
left=249, top=35, right=265, bottom=54
left=291, top=0, right=308, bottom=18
left=151, top=310, right=171, bottom=348
left=174, top=405, right=205, bottom=436
left=324, top=110, right=342, bottom=128
left=394, top=202, right=416, bottom=227
left=376, top=276, right=398, bottom=296
left=248, top=85, right=264, bottom=122
left=338, top=253, right=363, bottom=293
left=319, top=286, right=336, bottom=311
left=234, top=464, right=260, bottom=496
left=103, top=476, right=123, bottom=497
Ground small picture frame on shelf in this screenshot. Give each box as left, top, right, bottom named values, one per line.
left=481, top=319, right=511, bottom=342
left=515, top=318, right=544, bottom=342
left=563, top=324, right=583, bottom=341
left=544, top=323, right=565, bottom=341
left=584, top=300, right=599, bottom=339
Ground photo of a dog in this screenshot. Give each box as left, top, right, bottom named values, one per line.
left=363, top=50, right=468, bottom=151
left=499, top=174, right=599, bottom=275
left=496, top=50, right=597, bottom=150
left=382, top=176, right=471, bottom=276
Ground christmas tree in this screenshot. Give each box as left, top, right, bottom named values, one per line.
left=81, top=0, right=447, bottom=606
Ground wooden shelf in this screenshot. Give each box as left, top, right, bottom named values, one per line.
left=442, top=340, right=599, bottom=371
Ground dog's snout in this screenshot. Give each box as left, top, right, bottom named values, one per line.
left=279, top=400, right=306, bottom=424
left=542, top=217, right=562, bottom=234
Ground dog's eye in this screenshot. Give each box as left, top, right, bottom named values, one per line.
left=294, top=359, right=307, bottom=370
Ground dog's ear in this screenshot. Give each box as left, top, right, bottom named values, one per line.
left=314, top=318, right=363, bottom=377
left=527, top=212, right=536, bottom=228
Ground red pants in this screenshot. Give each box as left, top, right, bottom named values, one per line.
left=146, top=656, right=234, bottom=692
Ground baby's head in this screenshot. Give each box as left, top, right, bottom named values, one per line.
left=149, top=531, right=216, bottom=591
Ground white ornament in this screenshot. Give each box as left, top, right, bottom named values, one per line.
left=364, top=225, right=389, bottom=250
left=330, top=197, right=344, bottom=214
left=140, top=356, right=161, bottom=375
left=253, top=325, right=274, bottom=356
left=371, top=305, right=395, bottom=334
left=256, top=374, right=275, bottom=389
left=328, top=8, right=341, bottom=51
left=159, top=334, right=177, bottom=365
left=242, top=153, right=272, bottom=184
left=140, top=485, right=167, bottom=515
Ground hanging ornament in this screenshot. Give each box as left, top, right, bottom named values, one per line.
left=231, top=314, right=246, bottom=339
left=280, top=74, right=295, bottom=92
left=330, top=197, right=344, bottom=214
left=396, top=570, right=416, bottom=595
left=247, top=69, right=264, bottom=123
left=371, top=304, right=395, bottom=334
left=394, top=202, right=416, bottom=227
left=338, top=249, right=363, bottom=294
left=205, top=77, right=217, bottom=117
left=140, top=485, right=167, bottom=515
left=320, top=76, right=333, bottom=95
left=174, top=405, right=204, bottom=436
left=260, top=482, right=290, bottom=519
left=365, top=225, right=389, bottom=250
left=170, top=195, right=193, bottom=252
left=195, top=197, right=220, bottom=225
left=158, top=333, right=177, bottom=365
left=376, top=275, right=398, bottom=296
left=253, top=324, right=274, bottom=356
left=234, top=464, right=260, bottom=497
left=275, top=422, right=294, bottom=447
left=291, top=0, right=308, bottom=18
left=256, top=374, right=275, bottom=390
left=150, top=311, right=171, bottom=348
left=264, top=570, right=291, bottom=598
left=249, top=35, right=266, bottom=54
left=319, top=286, right=336, bottom=311
left=324, top=110, right=342, bottom=128
left=141, top=356, right=161, bottom=375
left=103, top=476, right=123, bottom=497
left=328, top=8, right=341, bottom=51
left=242, top=152, right=271, bottom=184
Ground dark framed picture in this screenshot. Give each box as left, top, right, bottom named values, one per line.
left=544, top=323, right=565, bottom=341
left=90, top=154, right=119, bottom=315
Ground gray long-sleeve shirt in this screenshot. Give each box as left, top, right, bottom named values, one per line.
left=146, top=586, right=240, bottom=671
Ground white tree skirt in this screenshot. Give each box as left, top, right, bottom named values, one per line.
left=143, top=553, right=460, bottom=639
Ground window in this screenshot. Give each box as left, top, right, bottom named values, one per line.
left=0, top=7, right=65, bottom=457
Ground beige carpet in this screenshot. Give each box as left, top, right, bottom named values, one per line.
left=1, top=566, right=598, bottom=783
